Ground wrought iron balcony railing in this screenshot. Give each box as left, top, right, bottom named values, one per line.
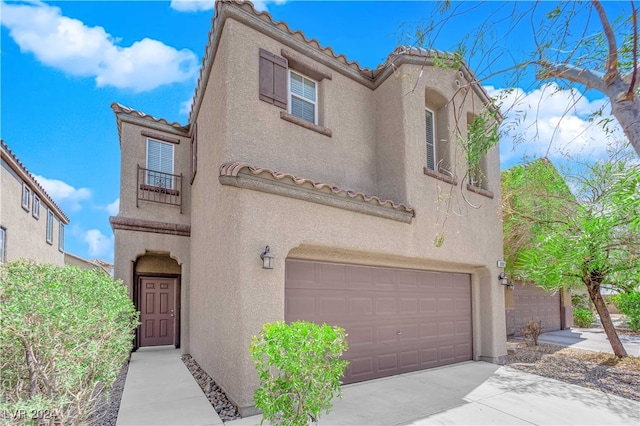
left=137, top=165, right=183, bottom=213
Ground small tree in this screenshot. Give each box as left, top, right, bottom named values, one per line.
left=249, top=321, right=349, bottom=426
left=0, top=261, right=139, bottom=425
left=503, top=156, right=640, bottom=357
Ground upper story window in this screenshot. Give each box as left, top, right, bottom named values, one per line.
left=146, top=139, right=175, bottom=189
left=258, top=48, right=332, bottom=137
left=46, top=210, right=54, bottom=244
left=33, top=195, right=41, bottom=219
left=425, top=108, right=436, bottom=171
left=59, top=222, right=64, bottom=252
left=22, top=183, right=30, bottom=211
left=289, top=71, right=317, bottom=125
left=0, top=227, right=6, bottom=263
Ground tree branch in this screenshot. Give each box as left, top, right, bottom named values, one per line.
left=626, top=0, right=638, bottom=100
left=592, top=0, right=619, bottom=85
left=537, top=62, right=607, bottom=92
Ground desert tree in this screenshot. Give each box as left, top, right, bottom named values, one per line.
left=406, top=0, right=639, bottom=158
left=502, top=151, right=640, bottom=357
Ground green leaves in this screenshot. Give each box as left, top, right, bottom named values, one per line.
left=611, top=291, right=640, bottom=331
left=0, top=261, right=139, bottom=425
left=249, top=321, right=349, bottom=426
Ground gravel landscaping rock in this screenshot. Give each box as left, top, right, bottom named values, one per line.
left=88, top=362, right=129, bottom=426
left=505, top=339, right=640, bottom=401
left=182, top=354, right=241, bottom=422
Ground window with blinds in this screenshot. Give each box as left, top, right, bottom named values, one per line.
left=146, top=139, right=174, bottom=189
left=46, top=210, right=54, bottom=244
left=289, top=71, right=317, bottom=124
left=425, top=108, right=436, bottom=171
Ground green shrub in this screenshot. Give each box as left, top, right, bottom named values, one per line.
left=250, top=321, right=349, bottom=426
left=573, top=307, right=595, bottom=328
left=571, top=293, right=593, bottom=312
left=611, top=291, right=640, bottom=331
left=0, top=261, right=138, bottom=425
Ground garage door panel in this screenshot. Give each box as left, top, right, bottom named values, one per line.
left=285, top=259, right=472, bottom=384
left=514, top=283, right=561, bottom=333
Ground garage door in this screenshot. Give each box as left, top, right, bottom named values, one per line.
left=513, top=283, right=561, bottom=333
left=285, top=259, right=472, bottom=384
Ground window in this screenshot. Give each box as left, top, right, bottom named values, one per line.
left=59, top=223, right=64, bottom=252
left=289, top=71, right=317, bottom=124
left=22, top=183, right=30, bottom=211
left=146, top=139, right=174, bottom=189
left=0, top=227, right=6, bottom=263
left=33, top=195, right=40, bottom=219
left=425, top=108, right=436, bottom=171
left=46, top=210, right=54, bottom=244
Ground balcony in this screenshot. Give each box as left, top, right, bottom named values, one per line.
left=137, top=165, right=183, bottom=213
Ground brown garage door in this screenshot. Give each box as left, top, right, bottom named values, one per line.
left=514, top=283, right=561, bottom=333
left=285, top=259, right=472, bottom=384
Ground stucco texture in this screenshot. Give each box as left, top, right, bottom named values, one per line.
left=184, top=16, right=505, bottom=413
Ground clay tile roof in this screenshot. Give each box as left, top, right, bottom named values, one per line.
left=110, top=102, right=189, bottom=135
left=220, top=161, right=415, bottom=215
left=1, top=139, right=70, bottom=224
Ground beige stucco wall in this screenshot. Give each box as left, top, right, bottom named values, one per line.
left=117, top=120, right=192, bottom=224
left=1, top=159, right=65, bottom=265
left=112, top=116, right=193, bottom=352
left=187, top=16, right=505, bottom=413
left=112, top=228, right=191, bottom=351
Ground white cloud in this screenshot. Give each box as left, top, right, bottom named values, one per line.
left=170, top=0, right=287, bottom=13
left=179, top=98, right=192, bottom=116
left=170, top=0, right=216, bottom=12
left=34, top=175, right=91, bottom=212
left=82, top=229, right=113, bottom=257
left=106, top=198, right=120, bottom=216
left=486, top=83, right=624, bottom=167
left=1, top=1, right=198, bottom=92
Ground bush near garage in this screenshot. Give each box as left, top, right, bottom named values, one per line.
left=250, top=321, right=349, bottom=426
left=611, top=290, right=640, bottom=331
left=573, top=308, right=595, bottom=328
left=0, top=260, right=138, bottom=425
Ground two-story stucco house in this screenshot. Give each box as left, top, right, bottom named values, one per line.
left=1, top=140, right=68, bottom=265
left=110, top=0, right=507, bottom=415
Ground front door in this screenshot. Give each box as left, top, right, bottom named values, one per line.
left=139, top=277, right=177, bottom=347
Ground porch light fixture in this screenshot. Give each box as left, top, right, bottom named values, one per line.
left=260, top=246, right=274, bottom=269
left=498, top=272, right=514, bottom=289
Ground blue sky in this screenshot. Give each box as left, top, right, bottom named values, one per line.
left=1, top=0, right=631, bottom=263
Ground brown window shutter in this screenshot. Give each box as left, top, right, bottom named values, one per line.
left=259, top=48, right=288, bottom=109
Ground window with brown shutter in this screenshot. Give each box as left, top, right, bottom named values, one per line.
left=259, top=48, right=288, bottom=109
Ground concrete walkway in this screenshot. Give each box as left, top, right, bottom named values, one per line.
left=116, top=347, right=222, bottom=426
left=538, top=327, right=640, bottom=356
left=227, top=362, right=640, bottom=426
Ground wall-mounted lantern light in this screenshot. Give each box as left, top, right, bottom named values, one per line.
left=498, top=272, right=514, bottom=289
left=260, top=246, right=274, bottom=269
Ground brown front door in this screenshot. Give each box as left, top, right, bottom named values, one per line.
left=139, top=277, right=177, bottom=347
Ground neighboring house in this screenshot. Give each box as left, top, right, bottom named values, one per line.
left=64, top=252, right=113, bottom=275
left=1, top=140, right=68, bottom=265
left=501, top=158, right=573, bottom=336
left=110, top=0, right=506, bottom=415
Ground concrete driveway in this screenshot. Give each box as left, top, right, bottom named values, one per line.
left=538, top=327, right=640, bottom=356
left=226, top=361, right=639, bottom=425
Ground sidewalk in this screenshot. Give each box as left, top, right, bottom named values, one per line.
left=116, top=347, right=222, bottom=426
left=538, top=327, right=640, bottom=356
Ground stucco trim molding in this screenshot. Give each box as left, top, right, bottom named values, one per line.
left=466, top=184, right=495, bottom=199
left=423, top=167, right=458, bottom=186
left=110, top=216, right=191, bottom=237
left=280, top=112, right=332, bottom=137
left=219, top=162, right=414, bottom=223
